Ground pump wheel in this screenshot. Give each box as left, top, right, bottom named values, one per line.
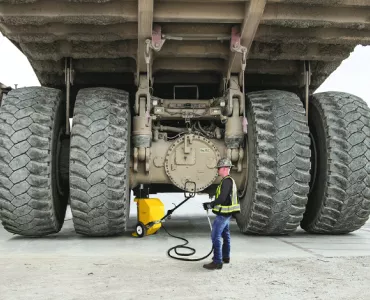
left=0, top=87, right=69, bottom=236
left=236, top=90, right=311, bottom=235
left=135, top=222, right=146, bottom=238
left=301, top=92, right=370, bottom=233
left=69, top=88, right=131, bottom=236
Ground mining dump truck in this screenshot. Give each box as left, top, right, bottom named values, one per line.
left=0, top=0, right=370, bottom=237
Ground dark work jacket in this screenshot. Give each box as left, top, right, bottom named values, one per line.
left=210, top=177, right=233, bottom=216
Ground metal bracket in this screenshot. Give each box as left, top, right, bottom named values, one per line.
left=230, top=26, right=247, bottom=55
left=133, top=148, right=139, bottom=172
left=145, top=148, right=151, bottom=173
left=229, top=26, right=248, bottom=87
left=143, top=24, right=166, bottom=89
left=237, top=148, right=244, bottom=173
left=150, top=24, right=166, bottom=52
left=133, top=27, right=164, bottom=173
left=229, top=26, right=248, bottom=132
left=225, top=76, right=244, bottom=117
left=223, top=27, right=247, bottom=117
left=133, top=91, right=152, bottom=173
left=135, top=75, right=151, bottom=116
left=64, top=57, right=74, bottom=135
left=133, top=147, right=151, bottom=173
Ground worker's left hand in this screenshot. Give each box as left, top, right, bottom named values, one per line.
left=202, top=202, right=212, bottom=210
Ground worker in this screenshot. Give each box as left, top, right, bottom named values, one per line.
left=202, top=157, right=240, bottom=270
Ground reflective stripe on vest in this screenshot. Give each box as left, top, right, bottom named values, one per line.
left=212, top=175, right=240, bottom=214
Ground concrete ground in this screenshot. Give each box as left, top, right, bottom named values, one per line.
left=1, top=196, right=370, bottom=300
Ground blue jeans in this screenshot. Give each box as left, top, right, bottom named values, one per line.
left=211, top=215, right=231, bottom=264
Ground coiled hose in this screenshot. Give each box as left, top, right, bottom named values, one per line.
left=162, top=210, right=214, bottom=261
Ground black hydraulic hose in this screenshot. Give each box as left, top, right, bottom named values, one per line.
left=162, top=211, right=214, bottom=262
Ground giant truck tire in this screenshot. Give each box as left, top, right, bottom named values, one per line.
left=236, top=90, right=311, bottom=235
left=69, top=88, right=131, bottom=236
left=0, top=87, right=69, bottom=236
left=301, top=92, right=370, bottom=234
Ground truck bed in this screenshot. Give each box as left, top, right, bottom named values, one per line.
left=0, top=0, right=369, bottom=94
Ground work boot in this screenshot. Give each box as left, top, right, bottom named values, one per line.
left=223, top=257, right=230, bottom=264
left=203, top=262, right=223, bottom=270
left=211, top=257, right=230, bottom=264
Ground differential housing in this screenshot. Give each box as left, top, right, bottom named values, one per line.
left=164, top=134, right=221, bottom=192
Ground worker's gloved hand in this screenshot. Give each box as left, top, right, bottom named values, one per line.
left=202, top=202, right=212, bottom=210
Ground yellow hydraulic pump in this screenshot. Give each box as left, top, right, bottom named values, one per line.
left=131, top=183, right=213, bottom=262
left=133, top=181, right=197, bottom=238
left=132, top=198, right=165, bottom=237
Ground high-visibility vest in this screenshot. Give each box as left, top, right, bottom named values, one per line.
left=212, top=175, right=241, bottom=214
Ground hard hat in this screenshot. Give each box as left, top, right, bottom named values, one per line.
left=216, top=158, right=233, bottom=168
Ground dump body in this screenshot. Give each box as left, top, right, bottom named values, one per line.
left=0, top=0, right=369, bottom=95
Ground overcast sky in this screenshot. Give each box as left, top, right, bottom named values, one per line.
left=1, top=32, right=369, bottom=105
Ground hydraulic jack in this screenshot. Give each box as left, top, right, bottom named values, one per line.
left=133, top=181, right=196, bottom=237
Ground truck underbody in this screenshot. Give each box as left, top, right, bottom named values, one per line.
left=0, top=0, right=370, bottom=237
